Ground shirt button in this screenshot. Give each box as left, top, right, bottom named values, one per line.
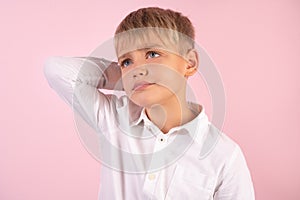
left=148, top=173, right=156, bottom=181
left=158, top=137, right=167, bottom=143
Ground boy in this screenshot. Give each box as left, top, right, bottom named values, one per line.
left=44, top=7, right=255, bottom=200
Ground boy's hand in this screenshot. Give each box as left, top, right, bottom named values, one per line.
left=76, top=56, right=123, bottom=90
left=102, top=60, right=123, bottom=90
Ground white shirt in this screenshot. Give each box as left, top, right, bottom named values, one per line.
left=44, top=56, right=255, bottom=200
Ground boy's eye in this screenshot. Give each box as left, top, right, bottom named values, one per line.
left=146, top=51, right=160, bottom=59
left=120, top=59, right=132, bottom=68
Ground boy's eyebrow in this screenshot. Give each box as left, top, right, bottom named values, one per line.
left=118, top=44, right=165, bottom=60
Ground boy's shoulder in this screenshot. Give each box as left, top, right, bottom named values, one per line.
left=200, top=124, right=243, bottom=162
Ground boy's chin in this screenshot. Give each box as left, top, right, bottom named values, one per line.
left=128, top=88, right=178, bottom=108
left=128, top=95, right=159, bottom=108
left=130, top=98, right=154, bottom=108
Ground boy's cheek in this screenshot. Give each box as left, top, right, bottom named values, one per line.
left=121, top=73, right=133, bottom=89
left=120, top=64, right=187, bottom=92
left=155, top=80, right=186, bottom=95
left=121, top=79, right=132, bottom=94
left=150, top=65, right=187, bottom=84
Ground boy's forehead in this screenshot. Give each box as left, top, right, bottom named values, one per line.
left=116, top=33, right=176, bottom=58
left=114, top=27, right=194, bottom=58
left=114, top=28, right=187, bottom=56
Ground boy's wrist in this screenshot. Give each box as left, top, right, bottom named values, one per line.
left=102, top=61, right=123, bottom=90
left=75, top=56, right=123, bottom=90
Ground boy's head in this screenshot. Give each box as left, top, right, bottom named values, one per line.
left=114, top=7, right=195, bottom=57
left=113, top=7, right=199, bottom=108
left=115, top=7, right=195, bottom=40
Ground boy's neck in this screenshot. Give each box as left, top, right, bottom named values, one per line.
left=145, top=96, right=197, bottom=134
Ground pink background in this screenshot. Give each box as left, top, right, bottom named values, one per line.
left=1, top=0, right=300, bottom=199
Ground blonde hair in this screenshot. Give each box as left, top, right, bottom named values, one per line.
left=114, top=7, right=195, bottom=56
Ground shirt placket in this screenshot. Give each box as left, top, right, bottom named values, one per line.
left=142, top=124, right=170, bottom=199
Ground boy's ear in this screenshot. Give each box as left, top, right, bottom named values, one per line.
left=185, top=49, right=199, bottom=77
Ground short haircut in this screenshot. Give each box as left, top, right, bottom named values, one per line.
left=114, top=7, right=195, bottom=57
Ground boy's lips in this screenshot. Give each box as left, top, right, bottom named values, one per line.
left=132, top=81, right=155, bottom=91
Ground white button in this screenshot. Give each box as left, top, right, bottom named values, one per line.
left=148, top=173, right=156, bottom=180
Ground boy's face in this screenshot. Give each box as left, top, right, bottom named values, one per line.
left=115, top=28, right=198, bottom=108
left=117, top=35, right=194, bottom=107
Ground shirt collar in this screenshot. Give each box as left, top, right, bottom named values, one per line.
left=131, top=107, right=147, bottom=127
left=130, top=102, right=209, bottom=144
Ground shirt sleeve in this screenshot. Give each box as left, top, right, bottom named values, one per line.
left=213, top=145, right=255, bottom=200
left=43, top=56, right=113, bottom=131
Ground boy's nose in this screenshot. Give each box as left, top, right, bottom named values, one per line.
left=133, top=67, right=148, bottom=78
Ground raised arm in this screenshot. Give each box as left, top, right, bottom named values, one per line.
left=43, top=56, right=122, bottom=130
